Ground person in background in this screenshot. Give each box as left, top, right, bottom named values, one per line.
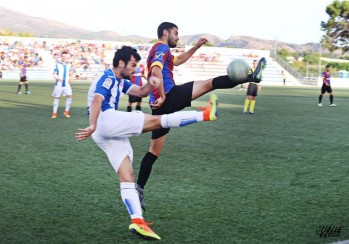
left=127, top=63, right=147, bottom=112
left=16, top=56, right=32, bottom=95
left=51, top=51, right=74, bottom=118
left=281, top=69, right=286, bottom=85
left=318, top=64, right=337, bottom=107
left=243, top=59, right=262, bottom=114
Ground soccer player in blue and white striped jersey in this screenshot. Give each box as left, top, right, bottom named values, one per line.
left=51, top=52, right=74, bottom=118
left=76, top=46, right=218, bottom=240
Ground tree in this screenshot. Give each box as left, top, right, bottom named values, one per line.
left=321, top=0, right=349, bottom=52
left=303, top=53, right=319, bottom=64
left=0, top=29, right=15, bottom=36
left=278, top=48, right=290, bottom=59
left=0, top=29, right=34, bottom=37
left=18, top=32, right=34, bottom=37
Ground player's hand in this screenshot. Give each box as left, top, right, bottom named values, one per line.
left=150, top=97, right=165, bottom=109
left=148, top=76, right=161, bottom=88
left=75, top=126, right=95, bottom=141
left=195, top=38, right=208, bottom=49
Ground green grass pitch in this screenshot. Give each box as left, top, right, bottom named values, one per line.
left=1, top=80, right=349, bottom=243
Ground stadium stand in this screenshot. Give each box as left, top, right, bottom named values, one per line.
left=0, top=36, right=308, bottom=86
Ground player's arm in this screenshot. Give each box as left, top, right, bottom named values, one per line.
left=69, top=72, right=74, bottom=82
left=174, top=38, right=208, bottom=66
left=321, top=72, right=328, bottom=86
left=75, top=94, right=103, bottom=141
left=18, top=62, right=23, bottom=77
left=68, top=69, right=74, bottom=83
left=53, top=72, right=62, bottom=82
left=128, top=76, right=161, bottom=97
left=53, top=66, right=62, bottom=82
left=149, top=65, right=166, bottom=109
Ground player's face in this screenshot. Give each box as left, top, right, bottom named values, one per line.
left=61, top=54, right=69, bottom=63
left=167, top=28, right=179, bottom=48
left=121, top=56, right=138, bottom=80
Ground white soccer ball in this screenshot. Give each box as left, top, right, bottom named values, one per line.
left=227, top=59, right=250, bottom=83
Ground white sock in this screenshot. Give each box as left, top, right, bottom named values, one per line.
left=53, top=98, right=59, bottom=113
left=120, top=182, right=143, bottom=219
left=160, top=111, right=203, bottom=128
left=65, top=97, right=72, bottom=111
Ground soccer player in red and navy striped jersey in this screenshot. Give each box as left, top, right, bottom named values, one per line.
left=136, top=22, right=267, bottom=211
left=318, top=65, right=337, bottom=107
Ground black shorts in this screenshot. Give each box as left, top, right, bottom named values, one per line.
left=20, top=76, right=27, bottom=82
left=151, top=81, right=194, bottom=139
left=321, top=84, right=332, bottom=93
left=247, top=83, right=258, bottom=97
left=128, top=95, right=142, bottom=103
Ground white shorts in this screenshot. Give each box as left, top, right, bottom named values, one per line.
left=52, top=84, right=72, bottom=97
left=92, top=109, right=145, bottom=173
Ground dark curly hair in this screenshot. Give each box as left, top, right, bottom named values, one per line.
left=113, top=46, right=141, bottom=68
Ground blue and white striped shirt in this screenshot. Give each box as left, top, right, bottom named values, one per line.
left=54, top=62, right=73, bottom=87
left=87, top=69, right=133, bottom=112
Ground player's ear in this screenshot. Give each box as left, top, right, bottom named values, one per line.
left=163, top=29, right=169, bottom=37
left=119, top=60, right=125, bottom=68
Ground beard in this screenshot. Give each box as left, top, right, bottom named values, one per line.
left=168, top=37, right=177, bottom=48
left=121, top=69, right=131, bottom=80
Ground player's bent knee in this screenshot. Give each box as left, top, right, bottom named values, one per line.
left=142, top=114, right=162, bottom=133
left=118, top=172, right=135, bottom=182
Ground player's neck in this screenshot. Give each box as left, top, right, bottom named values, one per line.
left=158, top=39, right=168, bottom=46
left=111, top=67, right=122, bottom=79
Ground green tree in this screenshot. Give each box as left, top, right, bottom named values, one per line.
left=0, top=29, right=15, bottom=36
left=18, top=32, right=34, bottom=37
left=321, top=0, right=349, bottom=52
left=303, top=53, right=320, bottom=64
left=277, top=48, right=290, bottom=59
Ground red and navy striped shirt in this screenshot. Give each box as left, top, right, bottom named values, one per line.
left=147, top=42, right=176, bottom=103
left=322, top=71, right=331, bottom=85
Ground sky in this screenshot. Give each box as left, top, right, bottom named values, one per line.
left=0, top=0, right=335, bottom=44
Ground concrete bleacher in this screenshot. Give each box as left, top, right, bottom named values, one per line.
left=1, top=36, right=300, bottom=85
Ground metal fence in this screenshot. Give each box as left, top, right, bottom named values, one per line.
left=270, top=52, right=318, bottom=86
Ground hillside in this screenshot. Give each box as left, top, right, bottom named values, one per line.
left=0, top=6, right=320, bottom=53
left=0, top=6, right=92, bottom=39
left=179, top=34, right=321, bottom=53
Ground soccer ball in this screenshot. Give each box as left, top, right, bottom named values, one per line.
left=227, top=59, right=250, bottom=83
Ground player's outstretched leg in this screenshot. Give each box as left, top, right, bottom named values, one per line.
left=211, top=58, right=266, bottom=90
left=159, top=93, right=218, bottom=129
left=137, top=94, right=218, bottom=212
left=248, top=57, right=267, bottom=83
